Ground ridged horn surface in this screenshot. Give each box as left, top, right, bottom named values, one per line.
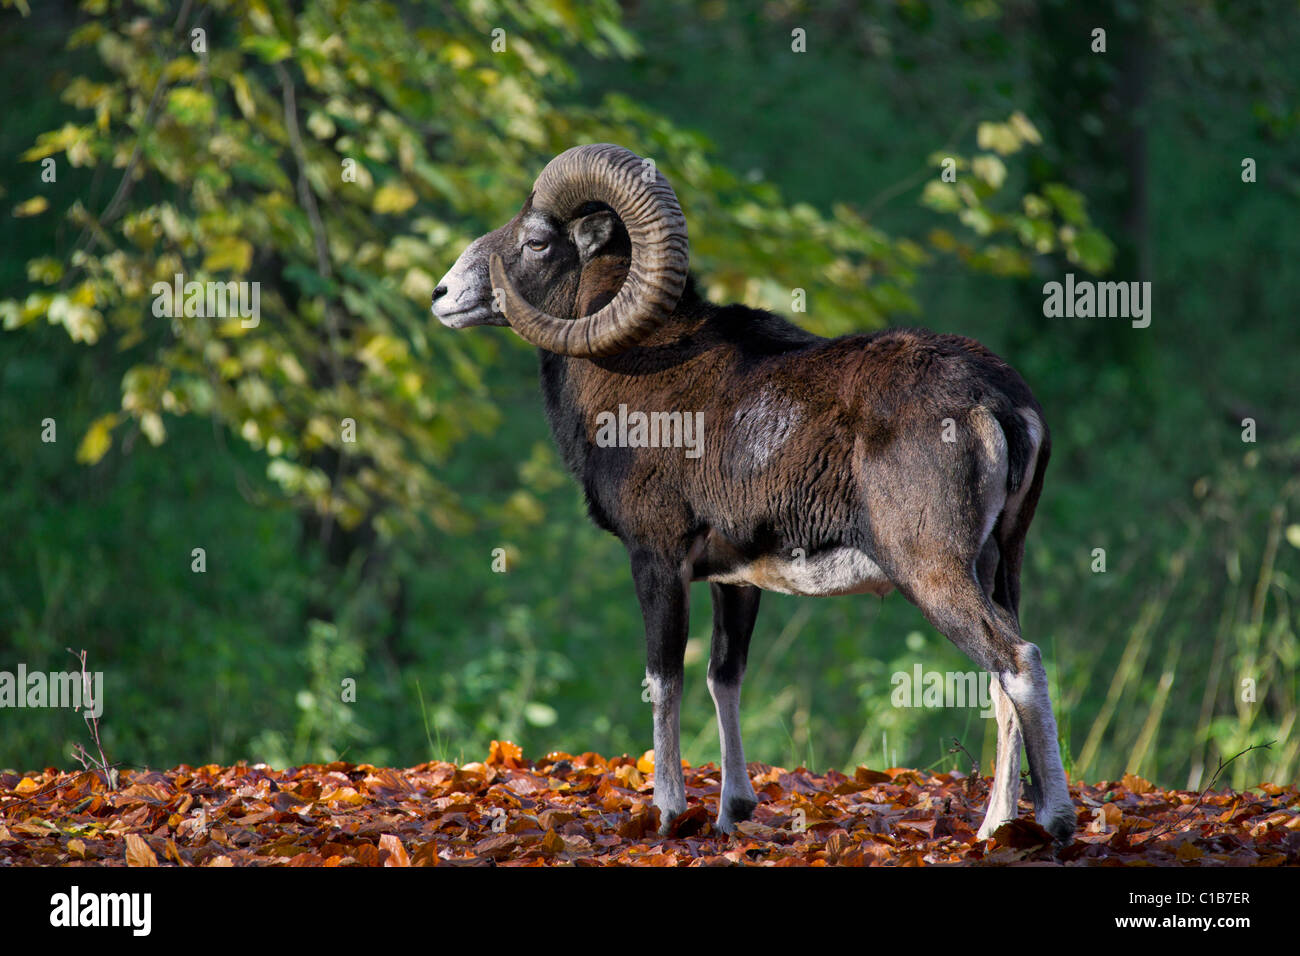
left=491, top=144, right=689, bottom=357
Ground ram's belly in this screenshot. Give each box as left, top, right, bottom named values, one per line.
left=705, top=547, right=894, bottom=597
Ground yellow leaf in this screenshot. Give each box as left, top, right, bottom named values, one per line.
left=442, top=42, right=475, bottom=70
left=373, top=182, right=417, bottom=215
left=921, top=180, right=961, bottom=213
left=614, top=764, right=644, bottom=788
left=20, top=123, right=86, bottom=162
left=201, top=236, right=253, bottom=273
left=165, top=87, right=216, bottom=125
left=279, top=354, right=307, bottom=385
left=1121, top=772, right=1153, bottom=795
left=76, top=414, right=119, bottom=465
left=216, top=318, right=256, bottom=337
left=231, top=73, right=256, bottom=119
left=1009, top=110, right=1042, bottom=145
left=70, top=281, right=96, bottom=307
left=47, top=295, right=102, bottom=344
left=140, top=412, right=166, bottom=446
left=502, top=490, right=544, bottom=524
left=971, top=154, right=1007, bottom=190
left=400, top=267, right=435, bottom=303
left=976, top=121, right=1021, bottom=156
left=13, top=196, right=49, bottom=217
left=306, top=111, right=335, bottom=140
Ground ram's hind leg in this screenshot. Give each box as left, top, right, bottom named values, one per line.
left=999, top=639, right=1074, bottom=841
left=708, top=583, right=761, bottom=833
left=973, top=535, right=1024, bottom=839
left=979, top=676, right=1024, bottom=839
left=907, top=568, right=1074, bottom=843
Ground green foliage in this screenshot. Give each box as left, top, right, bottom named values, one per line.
left=922, top=113, right=1115, bottom=277
left=2, top=0, right=1089, bottom=541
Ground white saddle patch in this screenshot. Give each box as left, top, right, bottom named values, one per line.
left=729, top=389, right=802, bottom=475
left=706, top=547, right=894, bottom=597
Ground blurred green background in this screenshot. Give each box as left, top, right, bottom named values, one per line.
left=1, top=0, right=1297, bottom=793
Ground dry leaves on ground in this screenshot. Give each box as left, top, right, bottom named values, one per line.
left=1, top=742, right=1297, bottom=866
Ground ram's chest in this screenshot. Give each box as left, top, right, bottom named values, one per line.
left=702, top=546, right=894, bottom=597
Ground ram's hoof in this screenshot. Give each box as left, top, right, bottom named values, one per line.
left=1041, top=808, right=1077, bottom=845
left=717, top=795, right=758, bottom=834
left=656, top=805, right=687, bottom=836
left=976, top=816, right=1014, bottom=841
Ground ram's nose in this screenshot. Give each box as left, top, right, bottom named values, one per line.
left=432, top=284, right=448, bottom=307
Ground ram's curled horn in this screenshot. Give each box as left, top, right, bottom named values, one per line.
left=489, top=144, right=689, bottom=357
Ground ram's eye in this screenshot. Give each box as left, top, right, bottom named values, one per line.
left=525, top=239, right=549, bottom=252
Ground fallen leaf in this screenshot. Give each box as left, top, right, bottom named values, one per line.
left=124, top=833, right=158, bottom=867
left=990, top=818, right=1053, bottom=850
left=380, top=834, right=410, bottom=867
left=487, top=739, right=525, bottom=768
left=1122, top=773, right=1154, bottom=795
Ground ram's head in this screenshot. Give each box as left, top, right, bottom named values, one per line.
left=432, top=144, right=690, bottom=357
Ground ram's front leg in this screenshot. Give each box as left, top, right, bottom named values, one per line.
left=630, top=549, right=690, bottom=835
left=708, top=583, right=760, bottom=833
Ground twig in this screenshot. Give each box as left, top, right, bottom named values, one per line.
left=1137, top=740, right=1275, bottom=845
left=66, top=648, right=118, bottom=790
left=948, top=736, right=979, bottom=774
left=274, top=60, right=348, bottom=551
left=275, top=63, right=335, bottom=285
left=0, top=770, right=98, bottom=815
left=948, top=736, right=981, bottom=799
left=861, top=109, right=980, bottom=218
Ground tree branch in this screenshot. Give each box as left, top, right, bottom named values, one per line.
left=1137, top=740, right=1275, bottom=845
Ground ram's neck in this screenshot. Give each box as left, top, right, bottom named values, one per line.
left=536, top=314, right=697, bottom=476
left=539, top=268, right=701, bottom=469
left=537, top=348, right=589, bottom=482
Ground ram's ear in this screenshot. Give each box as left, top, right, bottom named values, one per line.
left=571, top=209, right=619, bottom=262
